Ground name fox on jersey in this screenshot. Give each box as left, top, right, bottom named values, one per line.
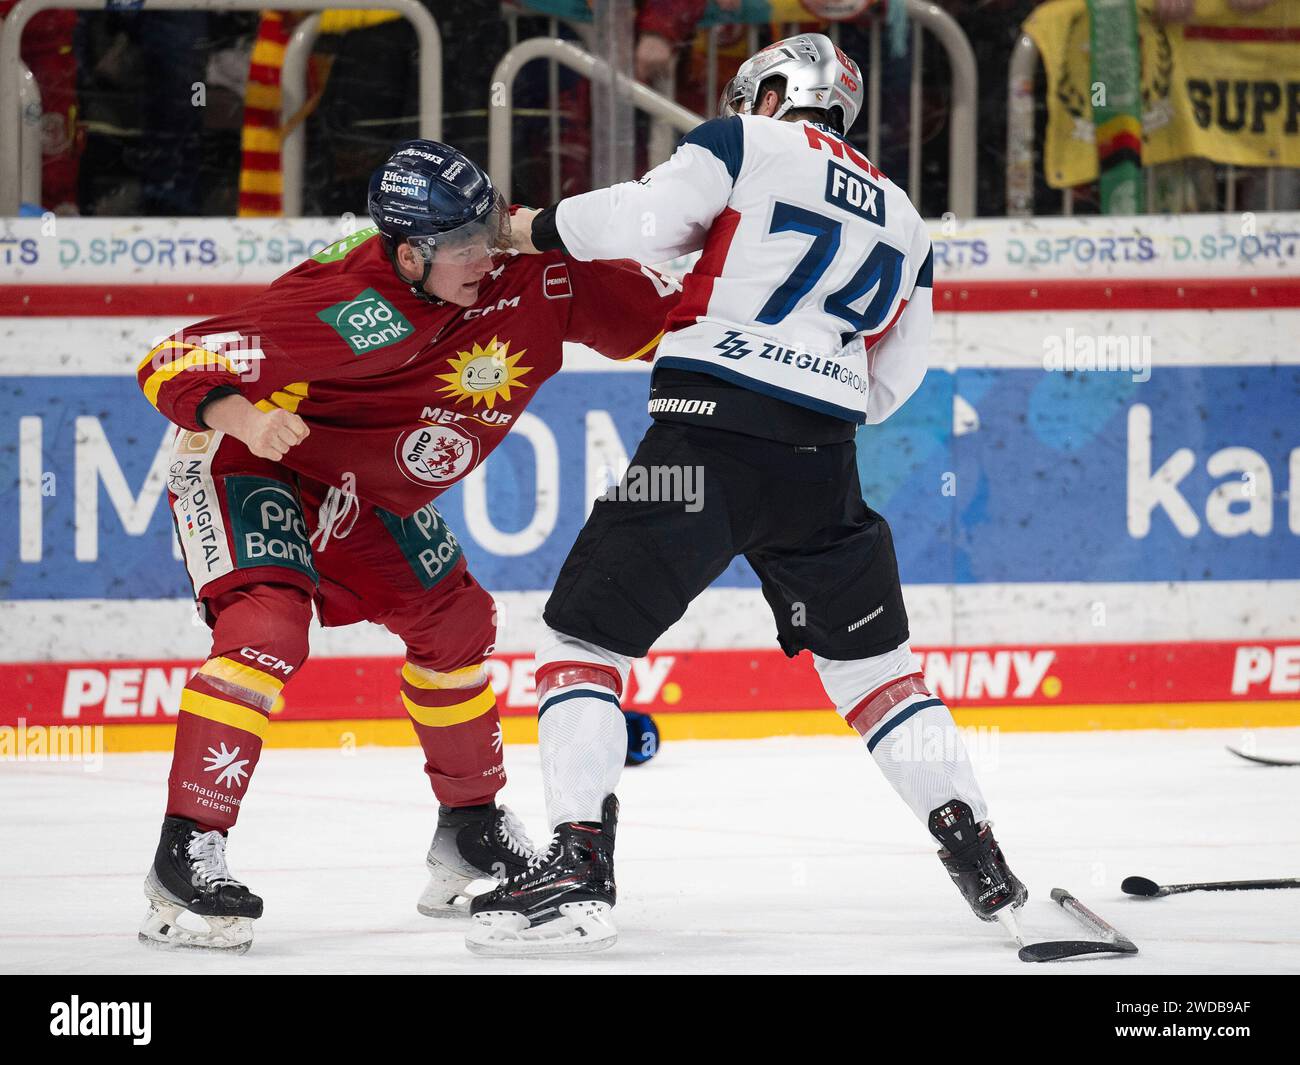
left=826, top=161, right=885, bottom=226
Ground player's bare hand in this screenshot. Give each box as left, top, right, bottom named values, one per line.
left=246, top=408, right=309, bottom=461
left=509, top=207, right=541, bottom=254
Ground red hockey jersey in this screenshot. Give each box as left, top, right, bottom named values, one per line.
left=138, top=228, right=678, bottom=515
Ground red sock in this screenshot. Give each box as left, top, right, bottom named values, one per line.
left=165, top=583, right=311, bottom=831
left=400, top=663, right=505, bottom=807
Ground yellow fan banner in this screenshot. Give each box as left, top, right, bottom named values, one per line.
left=1024, top=0, right=1300, bottom=188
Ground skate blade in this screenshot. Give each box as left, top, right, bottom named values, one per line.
left=465, top=901, right=617, bottom=958
left=139, top=897, right=254, bottom=955
left=417, top=861, right=494, bottom=919
left=996, top=906, right=1025, bottom=946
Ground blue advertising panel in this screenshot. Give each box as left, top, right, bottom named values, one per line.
left=2, top=366, right=1297, bottom=601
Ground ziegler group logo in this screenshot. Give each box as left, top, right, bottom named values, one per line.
left=317, top=287, right=414, bottom=355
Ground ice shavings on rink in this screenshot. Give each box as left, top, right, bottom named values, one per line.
left=2, top=727, right=1298, bottom=974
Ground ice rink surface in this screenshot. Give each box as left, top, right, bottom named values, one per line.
left=3, top=727, right=1298, bottom=975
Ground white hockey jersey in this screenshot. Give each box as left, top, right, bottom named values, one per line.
left=554, top=113, right=934, bottom=425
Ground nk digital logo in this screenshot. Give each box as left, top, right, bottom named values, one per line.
left=825, top=161, right=885, bottom=226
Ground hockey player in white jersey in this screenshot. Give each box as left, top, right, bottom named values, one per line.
left=468, top=33, right=1026, bottom=955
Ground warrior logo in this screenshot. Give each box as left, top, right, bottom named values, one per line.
left=396, top=425, right=479, bottom=486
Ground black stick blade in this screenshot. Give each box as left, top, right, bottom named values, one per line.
left=1121, top=876, right=1164, bottom=897
left=1019, top=939, right=1139, bottom=963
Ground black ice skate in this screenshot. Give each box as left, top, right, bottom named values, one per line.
left=418, top=802, right=535, bottom=917
left=930, top=800, right=1028, bottom=938
left=465, top=794, right=619, bottom=956
left=139, top=815, right=263, bottom=954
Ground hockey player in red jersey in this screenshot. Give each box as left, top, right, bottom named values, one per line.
left=135, top=140, right=678, bottom=953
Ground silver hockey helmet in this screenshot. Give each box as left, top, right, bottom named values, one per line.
left=719, top=32, right=863, bottom=134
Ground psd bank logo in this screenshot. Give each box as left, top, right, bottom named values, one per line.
left=317, top=287, right=413, bottom=354
left=224, top=476, right=318, bottom=582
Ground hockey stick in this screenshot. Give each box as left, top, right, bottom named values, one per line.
left=1122, top=875, right=1300, bottom=897
left=1017, top=888, right=1139, bottom=963
left=1226, top=746, right=1300, bottom=767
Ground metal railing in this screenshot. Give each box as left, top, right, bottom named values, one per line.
left=870, top=2, right=978, bottom=218
left=0, top=0, right=441, bottom=215
left=18, top=61, right=39, bottom=207
left=699, top=1, right=978, bottom=217
left=490, top=2, right=977, bottom=217
left=279, top=9, right=441, bottom=216
left=1007, top=31, right=1292, bottom=216
left=487, top=36, right=704, bottom=203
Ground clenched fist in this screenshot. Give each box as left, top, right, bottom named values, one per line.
left=200, top=393, right=310, bottom=462
left=509, top=206, right=541, bottom=254
left=245, top=407, right=310, bottom=461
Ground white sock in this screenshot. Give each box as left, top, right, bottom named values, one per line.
left=816, top=646, right=989, bottom=833
left=864, top=697, right=989, bottom=828
left=538, top=686, right=626, bottom=827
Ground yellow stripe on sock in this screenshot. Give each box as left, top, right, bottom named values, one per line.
left=199, top=657, right=285, bottom=700
left=401, top=687, right=495, bottom=727
left=401, top=661, right=484, bottom=690
left=180, top=689, right=269, bottom=739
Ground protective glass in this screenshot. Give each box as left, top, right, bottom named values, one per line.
left=406, top=191, right=510, bottom=265
left=718, top=76, right=753, bottom=119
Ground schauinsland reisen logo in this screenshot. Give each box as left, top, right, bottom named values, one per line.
left=317, top=287, right=414, bottom=354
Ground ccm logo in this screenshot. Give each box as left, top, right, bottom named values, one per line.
left=240, top=647, right=295, bottom=675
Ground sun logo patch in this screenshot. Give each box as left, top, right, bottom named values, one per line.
left=435, top=337, right=531, bottom=409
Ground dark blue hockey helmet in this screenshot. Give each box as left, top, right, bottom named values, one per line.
left=368, top=139, right=507, bottom=264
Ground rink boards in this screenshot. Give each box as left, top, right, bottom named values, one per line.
left=1, top=214, right=1298, bottom=746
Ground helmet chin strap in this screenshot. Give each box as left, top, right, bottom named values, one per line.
left=386, top=242, right=446, bottom=306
